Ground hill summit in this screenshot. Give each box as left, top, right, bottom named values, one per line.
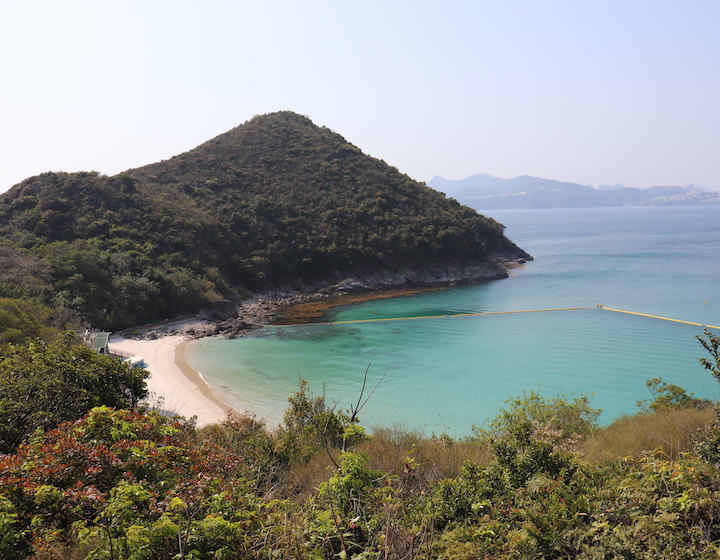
left=0, top=111, right=529, bottom=330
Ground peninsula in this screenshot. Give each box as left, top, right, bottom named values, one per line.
left=0, top=111, right=530, bottom=332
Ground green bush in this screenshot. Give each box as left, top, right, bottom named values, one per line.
left=637, top=377, right=712, bottom=411
left=474, top=389, right=601, bottom=442
left=0, top=297, right=58, bottom=347
left=0, top=332, right=148, bottom=452
left=0, top=330, right=719, bottom=558
left=275, top=379, right=367, bottom=467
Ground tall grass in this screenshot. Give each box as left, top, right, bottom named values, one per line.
left=363, top=425, right=491, bottom=469
left=278, top=407, right=716, bottom=499
left=579, top=406, right=715, bottom=462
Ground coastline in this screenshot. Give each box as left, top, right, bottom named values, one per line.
left=107, top=258, right=530, bottom=426
left=273, top=285, right=449, bottom=324
left=175, top=339, right=234, bottom=418
left=108, top=326, right=233, bottom=427
left=276, top=261, right=530, bottom=324
left=107, top=287, right=456, bottom=426
left=195, top=258, right=530, bottom=335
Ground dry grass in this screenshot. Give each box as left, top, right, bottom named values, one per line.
left=579, top=406, right=715, bottom=463
left=275, top=424, right=495, bottom=501
left=358, top=425, right=494, bottom=490
left=220, top=407, right=718, bottom=501
left=281, top=450, right=339, bottom=498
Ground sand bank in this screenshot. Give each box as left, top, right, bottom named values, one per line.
left=108, top=330, right=233, bottom=427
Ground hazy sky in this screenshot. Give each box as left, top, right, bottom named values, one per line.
left=2, top=1, right=718, bottom=193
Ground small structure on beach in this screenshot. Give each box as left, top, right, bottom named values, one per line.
left=123, top=356, right=145, bottom=368
left=82, top=331, right=110, bottom=354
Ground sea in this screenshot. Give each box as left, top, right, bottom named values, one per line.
left=186, top=205, right=720, bottom=437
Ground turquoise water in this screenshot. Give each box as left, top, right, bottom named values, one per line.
left=187, top=206, right=720, bottom=435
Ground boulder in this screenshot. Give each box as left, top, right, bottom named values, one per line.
left=212, top=299, right=239, bottom=321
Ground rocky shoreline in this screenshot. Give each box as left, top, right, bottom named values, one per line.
left=122, top=256, right=529, bottom=341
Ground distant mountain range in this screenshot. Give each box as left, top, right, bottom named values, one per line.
left=428, top=174, right=720, bottom=210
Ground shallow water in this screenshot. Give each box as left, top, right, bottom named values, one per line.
left=187, top=206, right=720, bottom=436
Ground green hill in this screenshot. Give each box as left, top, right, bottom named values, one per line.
left=0, top=111, right=528, bottom=330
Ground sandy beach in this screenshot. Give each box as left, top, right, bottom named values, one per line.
left=108, top=328, right=233, bottom=427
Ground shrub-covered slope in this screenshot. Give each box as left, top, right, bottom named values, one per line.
left=0, top=332, right=718, bottom=558
left=0, top=112, right=528, bottom=329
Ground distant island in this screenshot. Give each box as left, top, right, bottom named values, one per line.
left=429, top=173, right=720, bottom=210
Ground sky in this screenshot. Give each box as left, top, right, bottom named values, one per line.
left=1, top=0, right=719, bottom=193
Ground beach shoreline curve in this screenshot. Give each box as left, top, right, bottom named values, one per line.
left=108, top=325, right=233, bottom=427
left=106, top=258, right=530, bottom=426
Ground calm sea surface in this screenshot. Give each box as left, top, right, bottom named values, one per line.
left=187, top=206, right=720, bottom=435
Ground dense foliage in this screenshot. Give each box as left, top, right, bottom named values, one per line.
left=1, top=332, right=720, bottom=559
left=0, top=332, right=148, bottom=454
left=0, top=298, right=60, bottom=347
left=0, top=112, right=526, bottom=330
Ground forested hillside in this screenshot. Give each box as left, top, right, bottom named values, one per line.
left=0, top=112, right=527, bottom=330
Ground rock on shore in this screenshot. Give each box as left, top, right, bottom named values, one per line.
left=126, top=256, right=530, bottom=341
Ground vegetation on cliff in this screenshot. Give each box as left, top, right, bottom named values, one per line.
left=0, top=112, right=526, bottom=330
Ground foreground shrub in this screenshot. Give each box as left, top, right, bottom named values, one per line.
left=0, top=407, right=290, bottom=559
left=427, top=440, right=720, bottom=559
left=474, top=389, right=601, bottom=442
left=275, top=378, right=368, bottom=467
left=0, top=332, right=149, bottom=453
left=637, top=377, right=713, bottom=411
left=1, top=331, right=719, bottom=559
left=358, top=425, right=494, bottom=498
left=196, top=412, right=282, bottom=491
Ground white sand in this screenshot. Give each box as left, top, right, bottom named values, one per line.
left=108, top=333, right=232, bottom=427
